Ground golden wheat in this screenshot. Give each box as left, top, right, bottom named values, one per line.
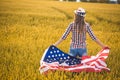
left=0, top=0, right=120, bottom=80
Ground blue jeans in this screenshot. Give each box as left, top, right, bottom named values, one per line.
left=69, top=48, right=87, bottom=57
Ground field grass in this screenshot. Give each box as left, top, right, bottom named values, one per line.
left=0, top=0, right=120, bottom=80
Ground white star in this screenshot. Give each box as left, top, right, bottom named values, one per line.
left=67, top=56, right=70, bottom=59
left=54, top=50, right=56, bottom=53
left=74, top=62, right=76, bottom=64
left=52, top=55, right=54, bottom=57
left=77, top=62, right=80, bottom=64
left=48, top=56, right=51, bottom=58
left=57, top=50, right=59, bottom=53
left=47, top=59, right=49, bottom=61
left=52, top=47, right=54, bottom=49
left=60, top=58, right=63, bottom=60
left=50, top=51, right=53, bottom=54
left=62, top=54, right=64, bottom=56
left=55, top=54, right=57, bottom=57
left=58, top=54, right=61, bottom=56
left=64, top=57, right=66, bottom=59
left=73, top=59, right=75, bottom=61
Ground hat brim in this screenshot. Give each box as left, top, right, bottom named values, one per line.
left=74, top=10, right=86, bottom=17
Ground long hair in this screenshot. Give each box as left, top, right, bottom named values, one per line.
left=74, top=14, right=85, bottom=33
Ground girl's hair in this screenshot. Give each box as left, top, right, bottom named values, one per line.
left=74, top=14, right=85, bottom=33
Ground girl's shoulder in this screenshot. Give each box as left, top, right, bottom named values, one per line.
left=85, top=22, right=91, bottom=30
left=68, top=22, right=74, bottom=27
left=70, top=22, right=74, bottom=25
left=85, top=22, right=90, bottom=26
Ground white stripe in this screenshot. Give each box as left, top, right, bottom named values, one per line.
left=81, top=56, right=97, bottom=63
left=43, top=62, right=59, bottom=67
left=102, top=49, right=109, bottom=53
left=40, top=67, right=49, bottom=74
left=90, top=62, right=107, bottom=69
left=40, top=48, right=49, bottom=65
left=67, top=63, right=110, bottom=71
left=67, top=65, right=100, bottom=71
left=96, top=49, right=109, bottom=57
left=59, top=62, right=69, bottom=66
left=97, top=59, right=107, bottom=67
left=98, top=56, right=108, bottom=59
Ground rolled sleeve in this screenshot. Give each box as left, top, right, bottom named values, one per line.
left=61, top=23, right=73, bottom=40
left=87, top=23, right=97, bottom=41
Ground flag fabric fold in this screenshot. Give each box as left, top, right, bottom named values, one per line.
left=39, top=45, right=110, bottom=74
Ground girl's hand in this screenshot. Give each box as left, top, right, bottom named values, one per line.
left=52, top=44, right=56, bottom=46
left=53, top=38, right=64, bottom=47
left=102, top=45, right=109, bottom=49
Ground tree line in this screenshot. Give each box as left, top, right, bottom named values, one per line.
left=59, top=0, right=120, bottom=4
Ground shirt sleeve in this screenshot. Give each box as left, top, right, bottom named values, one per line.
left=61, top=23, right=73, bottom=40
left=87, top=23, right=97, bottom=41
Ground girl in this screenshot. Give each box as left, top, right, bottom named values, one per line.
left=53, top=7, right=106, bottom=58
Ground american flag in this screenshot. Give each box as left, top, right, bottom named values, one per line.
left=39, top=45, right=110, bottom=74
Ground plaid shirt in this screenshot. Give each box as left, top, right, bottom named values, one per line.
left=61, top=22, right=97, bottom=48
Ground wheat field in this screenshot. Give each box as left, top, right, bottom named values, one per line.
left=0, top=0, right=120, bottom=80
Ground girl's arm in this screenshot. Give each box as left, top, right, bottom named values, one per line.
left=95, top=38, right=106, bottom=48
left=86, top=23, right=106, bottom=48
left=53, top=23, right=73, bottom=46
left=53, top=38, right=64, bottom=46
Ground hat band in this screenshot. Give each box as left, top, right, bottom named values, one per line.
left=76, top=12, right=86, bottom=16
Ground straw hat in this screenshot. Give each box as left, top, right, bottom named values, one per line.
left=74, top=7, right=86, bottom=17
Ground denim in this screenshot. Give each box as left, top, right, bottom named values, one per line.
left=69, top=48, right=87, bottom=57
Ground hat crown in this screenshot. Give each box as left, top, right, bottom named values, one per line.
left=74, top=7, right=86, bottom=17
left=77, top=7, right=85, bottom=13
